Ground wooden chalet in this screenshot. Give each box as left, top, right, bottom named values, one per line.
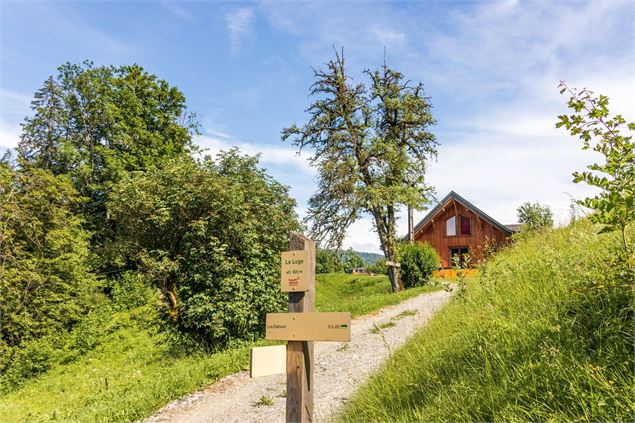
left=408, top=191, right=518, bottom=268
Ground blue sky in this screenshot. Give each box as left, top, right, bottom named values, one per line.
left=1, top=0, right=633, bottom=253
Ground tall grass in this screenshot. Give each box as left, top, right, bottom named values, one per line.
left=338, top=221, right=634, bottom=422
left=0, top=273, right=439, bottom=422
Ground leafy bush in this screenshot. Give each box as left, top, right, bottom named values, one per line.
left=108, top=150, right=299, bottom=348
left=397, top=242, right=439, bottom=288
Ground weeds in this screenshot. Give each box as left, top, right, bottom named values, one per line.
left=252, top=395, right=274, bottom=407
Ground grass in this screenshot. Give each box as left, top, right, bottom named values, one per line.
left=337, top=220, right=634, bottom=422
left=0, top=273, right=440, bottom=422
left=370, top=321, right=397, bottom=334
left=316, top=273, right=441, bottom=317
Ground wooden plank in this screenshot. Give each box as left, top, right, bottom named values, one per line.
left=250, top=345, right=287, bottom=378
left=385, top=260, right=401, bottom=268
left=281, top=250, right=310, bottom=292
left=286, top=233, right=315, bottom=423
left=266, top=312, right=351, bottom=342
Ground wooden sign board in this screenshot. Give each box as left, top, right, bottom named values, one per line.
left=281, top=250, right=310, bottom=292
left=385, top=260, right=401, bottom=268
left=250, top=345, right=286, bottom=378
left=266, top=312, right=351, bottom=342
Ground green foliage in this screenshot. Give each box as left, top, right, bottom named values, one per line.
left=516, top=201, right=554, bottom=231
left=316, top=248, right=343, bottom=273
left=0, top=164, right=97, bottom=385
left=338, top=221, right=634, bottom=422
left=108, top=271, right=156, bottom=311
left=397, top=242, right=439, bottom=288
left=556, top=82, right=634, bottom=247
left=17, top=61, right=198, bottom=236
left=341, top=248, right=365, bottom=270
left=108, top=150, right=298, bottom=348
left=365, top=260, right=388, bottom=275
left=282, top=49, right=437, bottom=291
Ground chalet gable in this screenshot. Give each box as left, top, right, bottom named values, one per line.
left=409, top=191, right=514, bottom=239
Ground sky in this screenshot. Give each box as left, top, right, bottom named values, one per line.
left=1, top=0, right=633, bottom=253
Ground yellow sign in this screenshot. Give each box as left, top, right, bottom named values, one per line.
left=266, top=312, right=351, bottom=342
left=250, top=345, right=286, bottom=378
left=280, top=250, right=310, bottom=292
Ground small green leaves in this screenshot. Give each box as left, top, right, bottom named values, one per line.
left=557, top=82, right=634, bottom=247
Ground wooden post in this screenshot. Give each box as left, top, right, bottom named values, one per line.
left=286, top=233, right=315, bottom=423
left=408, top=205, right=414, bottom=243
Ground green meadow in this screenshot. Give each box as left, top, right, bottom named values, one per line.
left=338, top=220, right=634, bottom=422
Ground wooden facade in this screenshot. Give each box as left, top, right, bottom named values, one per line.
left=411, top=191, right=515, bottom=268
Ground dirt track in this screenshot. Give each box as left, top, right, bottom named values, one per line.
left=145, top=288, right=453, bottom=423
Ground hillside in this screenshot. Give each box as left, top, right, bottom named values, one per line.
left=354, top=251, right=385, bottom=265
left=338, top=220, right=634, bottom=422
left=0, top=273, right=440, bottom=422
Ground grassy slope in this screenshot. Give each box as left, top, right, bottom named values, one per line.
left=338, top=221, right=634, bottom=422
left=0, top=273, right=440, bottom=422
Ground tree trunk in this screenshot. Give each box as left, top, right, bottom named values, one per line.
left=371, top=207, right=400, bottom=292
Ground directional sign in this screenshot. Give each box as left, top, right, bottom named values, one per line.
left=250, top=345, right=286, bottom=378
left=266, top=312, right=351, bottom=342
left=281, top=250, right=310, bottom=292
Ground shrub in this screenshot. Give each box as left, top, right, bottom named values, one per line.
left=397, top=242, right=439, bottom=288
left=108, top=150, right=299, bottom=348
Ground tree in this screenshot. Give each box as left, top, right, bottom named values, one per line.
left=556, top=82, right=634, bottom=249
left=18, top=61, right=198, bottom=236
left=316, top=248, right=343, bottom=273
left=0, top=163, right=96, bottom=361
left=516, top=201, right=554, bottom=231
left=341, top=248, right=365, bottom=271
left=282, top=51, right=437, bottom=291
left=107, top=150, right=299, bottom=347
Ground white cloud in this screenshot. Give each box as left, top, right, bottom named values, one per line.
left=0, top=120, right=20, bottom=150
left=160, top=1, right=194, bottom=21
left=225, top=8, right=256, bottom=53
left=369, top=27, right=405, bottom=48
left=194, top=133, right=314, bottom=175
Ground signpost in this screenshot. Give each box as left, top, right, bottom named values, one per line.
left=266, top=312, right=351, bottom=342
left=249, top=233, right=351, bottom=423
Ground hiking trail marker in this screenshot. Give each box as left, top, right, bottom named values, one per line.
left=249, top=233, right=351, bottom=423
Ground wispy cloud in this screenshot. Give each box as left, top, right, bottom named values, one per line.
left=225, top=7, right=256, bottom=53
left=369, top=27, right=405, bottom=49
left=160, top=1, right=194, bottom=22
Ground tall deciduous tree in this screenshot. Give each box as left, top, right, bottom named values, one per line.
left=282, top=51, right=437, bottom=291
left=108, top=150, right=299, bottom=346
left=516, top=201, right=554, bottom=231
left=556, top=82, right=634, bottom=249
left=18, top=61, right=198, bottom=234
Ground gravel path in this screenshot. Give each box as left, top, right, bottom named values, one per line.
left=145, top=288, right=453, bottom=423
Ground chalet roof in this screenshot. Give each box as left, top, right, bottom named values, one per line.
left=407, top=191, right=515, bottom=240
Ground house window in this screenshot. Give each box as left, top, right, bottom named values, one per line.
left=450, top=247, right=470, bottom=268
left=460, top=216, right=471, bottom=235
left=446, top=216, right=456, bottom=236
